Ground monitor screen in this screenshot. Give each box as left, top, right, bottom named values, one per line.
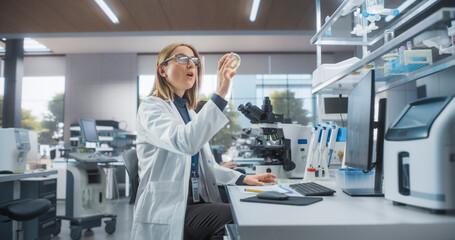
left=394, top=100, right=446, bottom=128
left=318, top=95, right=348, bottom=122
left=324, top=97, right=348, bottom=114
left=79, top=118, right=99, bottom=143
left=345, top=71, right=375, bottom=170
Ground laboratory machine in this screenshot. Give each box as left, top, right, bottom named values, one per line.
left=0, top=128, right=30, bottom=173
left=237, top=97, right=312, bottom=178
left=54, top=118, right=116, bottom=240
left=384, top=95, right=455, bottom=213
left=317, top=95, right=348, bottom=123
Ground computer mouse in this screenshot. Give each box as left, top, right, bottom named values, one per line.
left=257, top=191, right=289, bottom=200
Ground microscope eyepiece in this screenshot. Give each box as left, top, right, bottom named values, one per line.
left=238, top=97, right=285, bottom=123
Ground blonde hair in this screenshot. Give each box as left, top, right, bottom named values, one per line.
left=150, top=43, right=202, bottom=109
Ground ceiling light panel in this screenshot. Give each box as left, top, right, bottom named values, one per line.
left=94, top=0, right=119, bottom=24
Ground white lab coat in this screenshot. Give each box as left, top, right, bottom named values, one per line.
left=131, top=96, right=242, bottom=240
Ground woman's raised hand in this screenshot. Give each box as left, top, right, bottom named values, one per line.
left=215, top=52, right=237, bottom=99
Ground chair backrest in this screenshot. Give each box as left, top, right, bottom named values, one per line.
left=122, top=149, right=139, bottom=204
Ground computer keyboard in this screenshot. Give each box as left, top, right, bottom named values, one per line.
left=289, top=182, right=336, bottom=196
left=69, top=152, right=116, bottom=163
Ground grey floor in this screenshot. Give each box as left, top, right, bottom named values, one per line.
left=51, top=197, right=134, bottom=240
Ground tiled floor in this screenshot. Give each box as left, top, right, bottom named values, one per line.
left=51, top=197, right=134, bottom=240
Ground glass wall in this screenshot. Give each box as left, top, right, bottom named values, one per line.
left=198, top=73, right=314, bottom=127
left=21, top=76, right=65, bottom=165
left=0, top=75, right=65, bottom=167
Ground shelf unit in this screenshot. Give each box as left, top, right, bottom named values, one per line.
left=312, top=0, right=455, bottom=94
left=69, top=124, right=136, bottom=156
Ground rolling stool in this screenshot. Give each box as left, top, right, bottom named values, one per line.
left=0, top=198, right=51, bottom=240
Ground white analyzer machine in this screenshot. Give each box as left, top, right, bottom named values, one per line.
left=384, top=95, right=455, bottom=213
left=0, top=128, right=30, bottom=173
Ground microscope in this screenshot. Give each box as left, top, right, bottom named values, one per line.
left=237, top=97, right=312, bottom=179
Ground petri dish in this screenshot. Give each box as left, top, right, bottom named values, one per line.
left=230, top=53, right=241, bottom=71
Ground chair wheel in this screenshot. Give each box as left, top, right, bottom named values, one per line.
left=70, top=225, right=82, bottom=240
left=105, top=219, right=116, bottom=234
left=52, top=219, right=61, bottom=236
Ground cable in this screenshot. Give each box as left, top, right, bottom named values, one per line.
left=362, top=162, right=376, bottom=173
left=339, top=94, right=345, bottom=127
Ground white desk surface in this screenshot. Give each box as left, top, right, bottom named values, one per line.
left=227, top=181, right=455, bottom=240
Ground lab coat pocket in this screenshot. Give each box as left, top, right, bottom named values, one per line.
left=136, top=181, right=181, bottom=224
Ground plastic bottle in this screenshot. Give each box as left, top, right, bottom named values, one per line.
left=306, top=168, right=316, bottom=182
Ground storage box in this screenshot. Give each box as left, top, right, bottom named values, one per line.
left=384, top=49, right=432, bottom=76
left=336, top=168, right=375, bottom=189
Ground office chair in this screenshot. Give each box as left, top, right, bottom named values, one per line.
left=0, top=198, right=51, bottom=239
left=122, top=149, right=139, bottom=205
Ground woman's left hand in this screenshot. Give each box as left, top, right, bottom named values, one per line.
left=243, top=173, right=277, bottom=186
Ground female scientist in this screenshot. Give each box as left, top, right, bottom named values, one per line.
left=131, top=43, right=277, bottom=240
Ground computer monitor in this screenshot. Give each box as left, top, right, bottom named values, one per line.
left=344, top=70, right=386, bottom=197
left=318, top=95, right=348, bottom=122
left=79, top=118, right=99, bottom=143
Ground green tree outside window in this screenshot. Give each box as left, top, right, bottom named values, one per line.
left=270, top=90, right=311, bottom=126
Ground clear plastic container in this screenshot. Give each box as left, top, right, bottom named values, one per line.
left=366, top=0, right=384, bottom=14
left=336, top=168, right=375, bottom=189
left=306, top=168, right=316, bottom=182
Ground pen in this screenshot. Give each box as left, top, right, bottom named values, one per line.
left=245, top=189, right=266, bottom=193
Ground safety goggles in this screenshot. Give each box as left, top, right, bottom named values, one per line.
left=161, top=53, right=201, bottom=67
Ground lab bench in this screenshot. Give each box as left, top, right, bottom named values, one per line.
left=225, top=181, right=455, bottom=240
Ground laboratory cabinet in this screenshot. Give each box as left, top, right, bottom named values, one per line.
left=20, top=177, right=57, bottom=240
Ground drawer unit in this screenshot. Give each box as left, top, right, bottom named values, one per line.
left=21, top=177, right=57, bottom=240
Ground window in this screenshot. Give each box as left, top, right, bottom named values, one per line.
left=138, top=75, right=155, bottom=104
left=231, top=74, right=314, bottom=128
left=21, top=76, right=65, bottom=154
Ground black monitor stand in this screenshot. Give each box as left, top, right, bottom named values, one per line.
left=343, top=98, right=386, bottom=197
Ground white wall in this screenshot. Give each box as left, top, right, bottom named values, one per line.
left=63, top=53, right=137, bottom=146
left=0, top=56, right=65, bottom=77
left=24, top=56, right=66, bottom=76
